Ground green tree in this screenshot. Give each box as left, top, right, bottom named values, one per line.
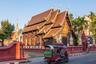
left=69, top=13, right=87, bottom=46
left=89, top=11, right=96, bottom=20
left=89, top=12, right=96, bottom=43
left=0, top=20, right=14, bottom=46
left=69, top=13, right=79, bottom=46
left=90, top=20, right=96, bottom=43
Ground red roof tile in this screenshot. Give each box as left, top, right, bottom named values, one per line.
left=27, top=9, right=53, bottom=26
left=43, top=11, right=68, bottom=38
left=52, top=11, right=67, bottom=28
left=23, top=22, right=46, bottom=32
left=43, top=28, right=62, bottom=38
left=38, top=10, right=59, bottom=34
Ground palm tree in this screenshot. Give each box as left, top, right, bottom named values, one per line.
left=69, top=13, right=88, bottom=46
left=88, top=12, right=96, bottom=43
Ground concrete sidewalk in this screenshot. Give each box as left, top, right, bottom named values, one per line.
left=69, top=52, right=86, bottom=57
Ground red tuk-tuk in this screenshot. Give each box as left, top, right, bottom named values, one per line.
left=44, top=45, right=69, bottom=64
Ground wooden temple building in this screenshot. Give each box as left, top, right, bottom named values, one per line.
left=22, top=9, right=73, bottom=48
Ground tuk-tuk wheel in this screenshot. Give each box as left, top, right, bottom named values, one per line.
left=47, top=61, right=51, bottom=64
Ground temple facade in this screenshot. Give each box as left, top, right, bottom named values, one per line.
left=22, top=9, right=73, bottom=48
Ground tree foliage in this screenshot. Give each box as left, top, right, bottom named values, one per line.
left=0, top=20, right=14, bottom=46
left=69, top=13, right=87, bottom=46
left=69, top=11, right=96, bottom=45
left=89, top=12, right=96, bottom=43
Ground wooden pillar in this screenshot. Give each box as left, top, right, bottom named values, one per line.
left=28, top=33, right=31, bottom=46
left=30, top=32, right=33, bottom=46
left=31, top=35, right=37, bottom=48
left=39, top=36, right=42, bottom=48
left=23, top=34, right=27, bottom=46
left=33, top=32, right=37, bottom=47
left=27, top=34, right=29, bottom=46
left=23, top=35, right=25, bottom=46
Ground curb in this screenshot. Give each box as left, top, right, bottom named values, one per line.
left=69, top=53, right=86, bottom=57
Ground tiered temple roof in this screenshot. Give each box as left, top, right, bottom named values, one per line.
left=43, top=11, right=68, bottom=38
left=23, top=9, right=72, bottom=46
left=23, top=9, right=53, bottom=33
left=38, top=10, right=60, bottom=35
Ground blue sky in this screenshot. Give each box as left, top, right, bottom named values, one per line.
left=0, top=0, right=96, bottom=28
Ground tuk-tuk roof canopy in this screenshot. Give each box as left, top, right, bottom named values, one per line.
left=45, top=45, right=67, bottom=49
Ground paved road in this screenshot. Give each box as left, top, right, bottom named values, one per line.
left=30, top=52, right=96, bottom=64
left=68, top=52, right=96, bottom=64
left=0, top=52, right=96, bottom=64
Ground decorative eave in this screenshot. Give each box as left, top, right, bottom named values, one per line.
left=43, top=28, right=62, bottom=39
left=23, top=9, right=54, bottom=33
left=43, top=11, right=68, bottom=39
left=23, top=21, right=47, bottom=33
left=38, top=10, right=60, bottom=35
left=27, top=9, right=54, bottom=26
